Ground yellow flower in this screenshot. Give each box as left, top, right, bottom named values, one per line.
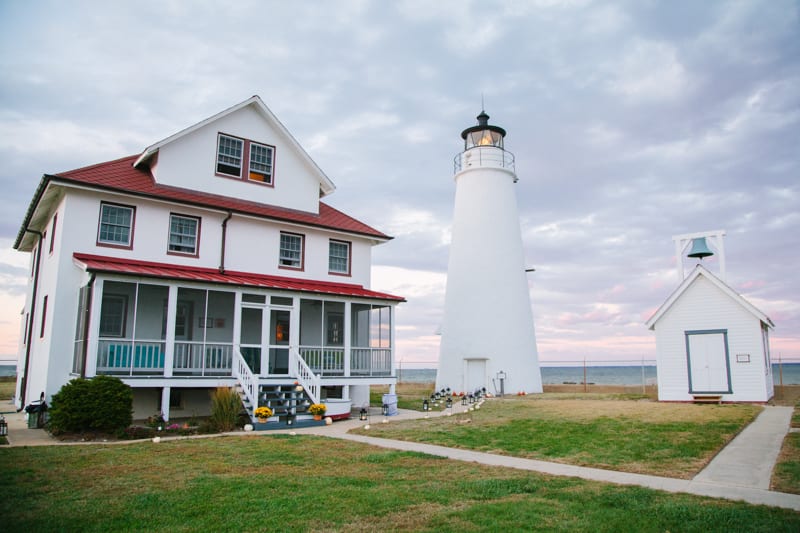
left=255, top=406, right=273, bottom=419
left=308, top=403, right=327, bottom=416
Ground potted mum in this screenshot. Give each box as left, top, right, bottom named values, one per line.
left=254, top=406, right=273, bottom=423
left=308, top=403, right=327, bottom=420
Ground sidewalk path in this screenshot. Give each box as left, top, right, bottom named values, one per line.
left=694, top=406, right=793, bottom=489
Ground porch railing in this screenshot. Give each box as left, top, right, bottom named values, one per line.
left=96, top=339, right=165, bottom=375
left=291, top=348, right=320, bottom=404
left=351, top=348, right=392, bottom=376
left=233, top=348, right=258, bottom=420
left=173, top=342, right=233, bottom=376
left=299, top=346, right=344, bottom=376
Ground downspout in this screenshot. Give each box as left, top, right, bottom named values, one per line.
left=19, top=229, right=44, bottom=409
left=79, top=272, right=97, bottom=378
left=219, top=211, right=232, bottom=274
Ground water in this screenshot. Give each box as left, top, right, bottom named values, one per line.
left=0, top=365, right=15, bottom=378
left=398, top=364, right=800, bottom=386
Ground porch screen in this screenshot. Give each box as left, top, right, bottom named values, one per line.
left=72, top=284, right=91, bottom=375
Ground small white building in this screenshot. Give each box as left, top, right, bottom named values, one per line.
left=13, top=96, right=404, bottom=422
left=646, top=237, right=774, bottom=403
left=436, top=110, right=542, bottom=396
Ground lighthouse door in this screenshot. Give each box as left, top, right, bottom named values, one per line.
left=465, top=359, right=487, bottom=394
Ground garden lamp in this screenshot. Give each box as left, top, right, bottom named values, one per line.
left=461, top=396, right=468, bottom=406
left=360, top=407, right=368, bottom=421
left=446, top=397, right=453, bottom=409
left=382, top=403, right=389, bottom=416
left=422, top=399, right=429, bottom=411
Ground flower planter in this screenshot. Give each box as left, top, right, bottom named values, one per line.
left=313, top=415, right=322, bottom=421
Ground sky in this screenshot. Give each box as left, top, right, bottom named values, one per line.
left=0, top=0, right=798, bottom=367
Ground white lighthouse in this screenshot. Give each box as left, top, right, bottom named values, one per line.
left=436, top=110, right=543, bottom=395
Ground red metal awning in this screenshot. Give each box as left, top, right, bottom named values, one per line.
left=73, top=253, right=405, bottom=302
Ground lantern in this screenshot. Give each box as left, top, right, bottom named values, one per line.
left=359, top=407, right=368, bottom=421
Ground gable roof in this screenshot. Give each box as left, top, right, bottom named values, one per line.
left=134, top=95, right=336, bottom=197
left=73, top=253, right=405, bottom=302
left=15, top=154, right=390, bottom=250
left=645, top=265, right=774, bottom=330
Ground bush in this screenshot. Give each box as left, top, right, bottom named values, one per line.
left=49, top=376, right=133, bottom=434
left=209, top=387, right=242, bottom=432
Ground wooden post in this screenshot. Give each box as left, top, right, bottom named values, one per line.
left=779, top=353, right=783, bottom=400
left=583, top=358, right=587, bottom=393
left=641, top=358, right=646, bottom=395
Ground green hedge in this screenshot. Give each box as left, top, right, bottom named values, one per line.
left=48, top=375, right=133, bottom=434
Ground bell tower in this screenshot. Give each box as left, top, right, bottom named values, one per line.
left=435, top=110, right=543, bottom=395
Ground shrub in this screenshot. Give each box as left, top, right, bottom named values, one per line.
left=49, top=376, right=133, bottom=434
left=209, top=387, right=241, bottom=432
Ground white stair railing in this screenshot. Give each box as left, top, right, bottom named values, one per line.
left=232, top=347, right=258, bottom=421
left=291, top=347, right=320, bottom=404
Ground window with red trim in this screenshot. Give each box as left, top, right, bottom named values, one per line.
left=216, top=133, right=274, bottom=185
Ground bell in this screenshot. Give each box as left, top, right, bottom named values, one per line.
left=687, top=237, right=713, bottom=259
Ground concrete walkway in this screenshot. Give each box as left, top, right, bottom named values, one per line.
left=3, top=400, right=799, bottom=511
left=694, top=406, right=793, bottom=490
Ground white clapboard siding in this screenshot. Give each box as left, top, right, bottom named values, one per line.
left=650, top=267, right=773, bottom=402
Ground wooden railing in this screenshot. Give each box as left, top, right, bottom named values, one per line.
left=172, top=342, right=232, bottom=376
left=96, top=340, right=165, bottom=375
left=298, top=346, right=344, bottom=376
left=291, top=348, right=320, bottom=404
left=233, top=348, right=258, bottom=421
left=351, top=348, right=392, bottom=376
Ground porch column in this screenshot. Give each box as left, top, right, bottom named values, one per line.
left=161, top=387, right=171, bottom=421
left=232, top=292, right=242, bottom=373
left=290, top=296, right=301, bottom=359
left=85, top=278, right=104, bottom=377
left=390, top=304, right=396, bottom=382
left=163, top=286, right=178, bottom=378
left=343, top=301, right=351, bottom=377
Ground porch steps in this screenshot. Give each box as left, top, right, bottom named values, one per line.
left=259, top=384, right=312, bottom=418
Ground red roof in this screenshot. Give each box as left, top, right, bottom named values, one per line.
left=52, top=155, right=390, bottom=239
left=73, top=253, right=405, bottom=302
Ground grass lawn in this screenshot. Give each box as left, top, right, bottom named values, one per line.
left=0, top=376, right=15, bottom=401
left=354, top=396, right=761, bottom=478
left=1, top=435, right=798, bottom=532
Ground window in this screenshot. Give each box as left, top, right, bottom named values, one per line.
left=328, top=240, right=351, bottom=275
left=168, top=214, right=200, bottom=255
left=49, top=213, right=58, bottom=254
left=216, top=133, right=275, bottom=185
left=40, top=295, right=48, bottom=338
left=99, top=295, right=127, bottom=337
left=279, top=232, right=304, bottom=269
left=98, top=203, right=135, bottom=248
left=248, top=142, right=273, bottom=184
left=217, top=134, right=243, bottom=176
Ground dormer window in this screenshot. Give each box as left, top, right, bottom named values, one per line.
left=216, top=134, right=243, bottom=176
left=216, top=133, right=274, bottom=186
left=248, top=142, right=273, bottom=183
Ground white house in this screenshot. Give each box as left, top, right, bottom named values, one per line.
left=13, top=96, right=404, bottom=423
left=436, top=110, right=542, bottom=396
left=646, top=265, right=774, bottom=403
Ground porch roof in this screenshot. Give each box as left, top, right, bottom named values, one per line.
left=74, top=253, right=405, bottom=302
